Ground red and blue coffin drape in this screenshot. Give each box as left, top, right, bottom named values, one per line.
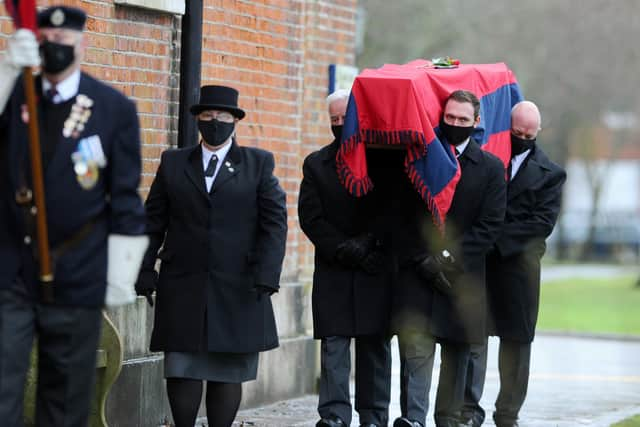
left=336, top=59, right=523, bottom=229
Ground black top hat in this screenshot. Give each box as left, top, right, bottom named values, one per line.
left=189, top=85, right=246, bottom=120
left=38, top=6, right=87, bottom=31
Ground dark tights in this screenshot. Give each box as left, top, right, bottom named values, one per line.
left=166, top=378, right=242, bottom=427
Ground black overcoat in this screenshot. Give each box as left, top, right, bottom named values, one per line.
left=298, top=141, right=392, bottom=338
left=363, top=148, right=441, bottom=335
left=142, top=142, right=287, bottom=353
left=430, top=140, right=506, bottom=344
left=486, top=146, right=566, bottom=343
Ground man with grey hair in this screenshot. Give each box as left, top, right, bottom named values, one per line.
left=460, top=101, right=566, bottom=427
left=299, top=89, right=393, bottom=427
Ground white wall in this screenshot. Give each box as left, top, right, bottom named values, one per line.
left=558, top=159, right=640, bottom=243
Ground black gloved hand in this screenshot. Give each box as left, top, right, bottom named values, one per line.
left=335, top=233, right=376, bottom=268
left=431, top=271, right=454, bottom=296
left=360, top=250, right=384, bottom=275
left=253, top=284, right=277, bottom=301
left=415, top=250, right=456, bottom=296
left=135, top=269, right=158, bottom=307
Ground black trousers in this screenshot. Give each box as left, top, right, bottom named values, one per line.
left=397, top=330, right=436, bottom=425
left=434, top=341, right=471, bottom=427
left=460, top=341, right=488, bottom=427
left=462, top=339, right=531, bottom=427
left=494, top=340, right=531, bottom=426
left=318, top=335, right=392, bottom=425
left=0, top=281, right=102, bottom=427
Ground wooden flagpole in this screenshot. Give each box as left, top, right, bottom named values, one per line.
left=22, top=67, right=54, bottom=301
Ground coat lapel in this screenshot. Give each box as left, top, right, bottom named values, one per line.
left=508, top=150, right=548, bottom=201
left=210, top=142, right=241, bottom=194
left=322, top=140, right=339, bottom=165
left=184, top=145, right=210, bottom=200
left=458, top=138, right=482, bottom=168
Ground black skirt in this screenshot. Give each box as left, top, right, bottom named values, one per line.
left=164, top=350, right=259, bottom=383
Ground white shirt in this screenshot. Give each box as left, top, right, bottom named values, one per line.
left=510, top=149, right=531, bottom=180
left=454, top=138, right=471, bottom=157
left=201, top=141, right=232, bottom=191
left=42, top=69, right=81, bottom=104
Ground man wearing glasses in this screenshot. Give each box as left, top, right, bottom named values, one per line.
left=136, top=85, right=288, bottom=427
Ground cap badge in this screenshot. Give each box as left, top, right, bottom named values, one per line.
left=50, top=9, right=65, bottom=27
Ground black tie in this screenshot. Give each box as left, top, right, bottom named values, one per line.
left=204, top=154, right=218, bottom=177
left=45, top=87, right=58, bottom=102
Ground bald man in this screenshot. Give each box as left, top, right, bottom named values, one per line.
left=460, top=101, right=566, bottom=427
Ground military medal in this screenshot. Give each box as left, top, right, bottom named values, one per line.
left=77, top=162, right=99, bottom=190
left=71, top=135, right=107, bottom=190
left=63, top=94, right=94, bottom=138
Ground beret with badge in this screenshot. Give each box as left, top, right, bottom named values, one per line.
left=37, top=6, right=86, bottom=31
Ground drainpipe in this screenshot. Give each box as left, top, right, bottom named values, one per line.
left=177, top=0, right=203, bottom=148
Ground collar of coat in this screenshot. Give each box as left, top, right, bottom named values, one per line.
left=508, top=146, right=554, bottom=200
left=322, top=139, right=340, bottom=162
left=456, top=137, right=482, bottom=164
left=185, top=140, right=242, bottom=199
left=189, top=139, right=242, bottom=164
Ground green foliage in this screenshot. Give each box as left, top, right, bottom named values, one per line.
left=538, top=276, right=640, bottom=336
left=611, top=414, right=640, bottom=427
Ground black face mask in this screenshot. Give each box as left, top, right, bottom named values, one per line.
left=331, top=125, right=343, bottom=142
left=198, top=119, right=235, bottom=147
left=511, top=134, right=536, bottom=156
left=439, top=118, right=475, bottom=146
left=40, top=40, right=76, bottom=74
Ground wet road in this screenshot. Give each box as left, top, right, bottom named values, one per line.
left=235, top=335, right=640, bottom=426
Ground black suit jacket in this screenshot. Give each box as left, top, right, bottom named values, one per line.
left=298, top=141, right=392, bottom=338
left=430, top=139, right=506, bottom=344
left=487, top=146, right=566, bottom=343
left=142, top=142, right=287, bottom=353
left=0, top=73, right=145, bottom=306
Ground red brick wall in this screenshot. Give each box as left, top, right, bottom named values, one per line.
left=298, top=1, right=357, bottom=280
left=0, top=0, right=357, bottom=283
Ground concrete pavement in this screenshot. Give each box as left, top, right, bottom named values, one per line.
left=233, top=335, right=640, bottom=427
left=230, top=264, right=640, bottom=426
left=540, top=263, right=638, bottom=283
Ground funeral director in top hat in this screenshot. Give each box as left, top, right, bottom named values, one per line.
left=135, top=85, right=287, bottom=427
left=0, top=5, right=147, bottom=427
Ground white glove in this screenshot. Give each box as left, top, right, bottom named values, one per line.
left=7, top=29, right=41, bottom=69
left=1, top=29, right=40, bottom=113
left=105, top=234, right=149, bottom=307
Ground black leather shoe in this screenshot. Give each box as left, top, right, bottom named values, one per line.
left=435, top=420, right=472, bottom=427
left=317, top=416, right=347, bottom=427
left=393, top=417, right=423, bottom=427
left=493, top=414, right=519, bottom=427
